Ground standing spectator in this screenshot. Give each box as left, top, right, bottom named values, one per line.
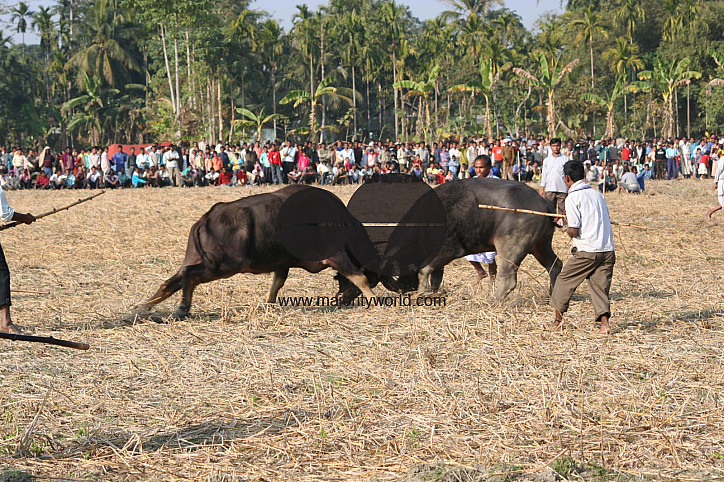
left=665, top=140, right=679, bottom=180
left=88, top=166, right=102, bottom=189
left=111, top=145, right=127, bottom=173
left=127, top=147, right=137, bottom=175
left=163, top=144, right=181, bottom=186
left=539, top=138, right=570, bottom=215
left=100, top=147, right=110, bottom=174
left=269, top=143, right=283, bottom=185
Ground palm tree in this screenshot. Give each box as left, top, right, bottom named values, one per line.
left=614, top=0, right=645, bottom=45
left=581, top=75, right=639, bottom=138
left=280, top=76, right=353, bottom=141
left=570, top=6, right=609, bottom=90
left=256, top=19, right=284, bottom=138
left=394, top=65, right=439, bottom=141
left=66, top=0, right=140, bottom=88
left=604, top=38, right=644, bottom=125
left=441, top=0, right=502, bottom=22
left=450, top=58, right=505, bottom=139
left=10, top=2, right=34, bottom=51
left=61, top=72, right=118, bottom=145
left=513, top=52, right=579, bottom=137
left=380, top=0, right=406, bottom=139
left=638, top=58, right=701, bottom=139
left=292, top=5, right=318, bottom=112
left=662, top=0, right=682, bottom=42
left=338, top=9, right=364, bottom=139
left=232, top=107, right=284, bottom=141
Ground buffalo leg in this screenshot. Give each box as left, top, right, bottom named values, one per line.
left=176, top=264, right=207, bottom=319
left=493, top=243, right=530, bottom=301
left=531, top=241, right=563, bottom=295
left=429, top=268, right=445, bottom=292
left=135, top=270, right=183, bottom=312
left=344, top=272, right=375, bottom=299
left=266, top=268, right=289, bottom=303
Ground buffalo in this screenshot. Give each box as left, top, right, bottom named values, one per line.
left=135, top=185, right=376, bottom=318
left=340, top=177, right=563, bottom=301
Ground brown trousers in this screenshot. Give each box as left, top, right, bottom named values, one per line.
left=550, top=250, right=615, bottom=321
left=544, top=191, right=567, bottom=214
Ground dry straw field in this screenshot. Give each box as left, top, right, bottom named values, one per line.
left=0, top=179, right=723, bottom=481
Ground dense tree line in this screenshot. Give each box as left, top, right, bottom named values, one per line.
left=1, top=0, right=724, bottom=148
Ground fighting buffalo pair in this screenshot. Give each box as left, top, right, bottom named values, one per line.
left=135, top=177, right=562, bottom=318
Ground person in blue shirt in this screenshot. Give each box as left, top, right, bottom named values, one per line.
left=665, top=142, right=679, bottom=180
left=132, top=167, right=147, bottom=188
left=111, top=145, right=127, bottom=173
left=64, top=169, right=75, bottom=189
left=118, top=167, right=131, bottom=188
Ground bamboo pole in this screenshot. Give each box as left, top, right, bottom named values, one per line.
left=478, top=204, right=648, bottom=229
left=0, top=191, right=106, bottom=232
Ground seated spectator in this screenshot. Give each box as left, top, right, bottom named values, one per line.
left=50, top=170, right=67, bottom=189
left=180, top=166, right=196, bottom=187
left=251, top=162, right=264, bottom=186
left=426, top=163, right=439, bottom=183
left=74, top=166, right=87, bottom=189
left=301, top=165, right=317, bottom=184
left=118, top=167, right=131, bottom=188
left=332, top=162, right=348, bottom=185
left=532, top=165, right=542, bottom=183
left=635, top=165, right=646, bottom=192
left=317, top=161, right=331, bottom=185
left=218, top=166, right=233, bottom=186
left=205, top=167, right=219, bottom=185
left=410, top=163, right=423, bottom=180
left=599, top=166, right=618, bottom=192
left=512, top=161, right=526, bottom=181
left=618, top=166, right=640, bottom=194
left=159, top=165, right=171, bottom=187
left=346, top=164, right=360, bottom=184
left=20, top=169, right=32, bottom=189
left=132, top=167, right=147, bottom=188
left=236, top=167, right=249, bottom=186
left=35, top=170, right=50, bottom=189
left=64, top=169, right=76, bottom=189
left=88, top=166, right=102, bottom=189
left=288, top=166, right=302, bottom=184
left=105, top=169, right=120, bottom=189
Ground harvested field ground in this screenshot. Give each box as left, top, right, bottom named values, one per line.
left=0, top=180, right=723, bottom=481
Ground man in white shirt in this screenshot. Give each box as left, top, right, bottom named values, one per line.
left=539, top=137, right=570, bottom=215
left=0, top=184, right=35, bottom=334
left=136, top=149, right=149, bottom=170
left=550, top=161, right=616, bottom=335
left=163, top=145, right=181, bottom=186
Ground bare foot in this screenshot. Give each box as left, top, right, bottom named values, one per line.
left=0, top=323, right=23, bottom=335
left=598, top=323, right=611, bottom=335
left=476, top=271, right=488, bottom=282
left=550, top=319, right=563, bottom=332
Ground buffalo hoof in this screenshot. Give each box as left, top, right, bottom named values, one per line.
left=174, top=308, right=190, bottom=320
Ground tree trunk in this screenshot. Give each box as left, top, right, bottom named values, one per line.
left=675, top=87, right=679, bottom=138
left=352, top=63, right=357, bottom=140
left=393, top=51, right=398, bottom=139
left=366, top=76, right=371, bottom=138
left=320, top=19, right=326, bottom=143
left=160, top=24, right=176, bottom=114
left=378, top=82, right=383, bottom=141
left=218, top=74, right=223, bottom=142
left=687, top=83, right=690, bottom=138
left=185, top=29, right=193, bottom=109
left=547, top=92, right=556, bottom=138
left=272, top=65, right=277, bottom=139
left=485, top=95, right=492, bottom=140
left=590, top=42, right=595, bottom=90
left=606, top=110, right=614, bottom=138
left=174, top=32, right=181, bottom=121
left=229, top=77, right=235, bottom=143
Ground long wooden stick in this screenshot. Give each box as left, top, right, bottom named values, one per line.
left=0, top=191, right=106, bottom=232
left=0, top=332, right=90, bottom=350
left=478, top=204, right=648, bottom=230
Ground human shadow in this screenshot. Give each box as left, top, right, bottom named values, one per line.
left=43, top=410, right=310, bottom=460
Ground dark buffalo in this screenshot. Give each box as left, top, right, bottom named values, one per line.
left=136, top=185, right=376, bottom=318
left=340, top=177, right=563, bottom=301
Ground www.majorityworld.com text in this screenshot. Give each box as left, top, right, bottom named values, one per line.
left=277, top=294, right=447, bottom=309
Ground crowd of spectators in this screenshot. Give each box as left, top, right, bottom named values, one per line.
left=1, top=134, right=721, bottom=191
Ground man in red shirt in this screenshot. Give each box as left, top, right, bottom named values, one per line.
left=218, top=167, right=233, bottom=186
left=269, top=143, right=283, bottom=185
left=621, top=141, right=631, bottom=164
left=491, top=140, right=503, bottom=172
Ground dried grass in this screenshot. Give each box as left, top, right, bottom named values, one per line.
left=0, top=180, right=723, bottom=481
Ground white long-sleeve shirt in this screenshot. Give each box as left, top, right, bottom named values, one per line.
left=0, top=184, right=15, bottom=223
left=540, top=154, right=570, bottom=193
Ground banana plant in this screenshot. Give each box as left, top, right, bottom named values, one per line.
left=638, top=57, right=700, bottom=139
left=393, top=64, right=440, bottom=142
left=280, top=76, right=354, bottom=141
left=232, top=107, right=284, bottom=142
left=581, top=75, right=640, bottom=138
